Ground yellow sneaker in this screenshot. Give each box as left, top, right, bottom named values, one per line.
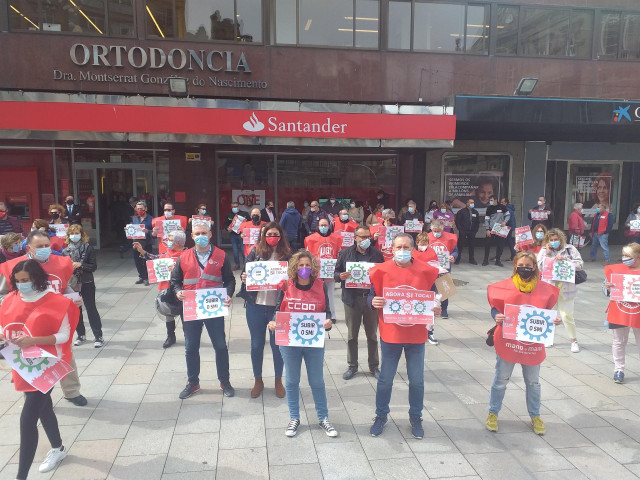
left=531, top=416, right=546, bottom=435
left=485, top=413, right=498, bottom=432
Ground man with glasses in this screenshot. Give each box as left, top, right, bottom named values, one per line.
left=334, top=226, right=384, bottom=380
left=305, top=200, right=329, bottom=235
left=152, top=202, right=188, bottom=255
left=0, top=202, right=24, bottom=236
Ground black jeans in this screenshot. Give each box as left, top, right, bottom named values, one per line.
left=77, top=281, right=103, bottom=338
left=17, top=390, right=62, bottom=480
left=484, top=234, right=505, bottom=263
left=457, top=232, right=476, bottom=262
left=133, top=243, right=151, bottom=280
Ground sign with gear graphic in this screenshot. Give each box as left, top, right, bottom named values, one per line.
left=610, top=274, right=640, bottom=303
left=246, top=261, right=288, bottom=291
left=382, top=287, right=435, bottom=325
left=0, top=342, right=73, bottom=393
left=242, top=227, right=261, bottom=245
left=551, top=260, right=576, bottom=283
left=404, top=219, right=423, bottom=233
left=146, top=258, right=175, bottom=284
left=182, top=288, right=229, bottom=321
left=502, top=304, right=557, bottom=346
left=345, top=261, right=376, bottom=288
left=319, top=259, right=337, bottom=279
left=340, top=231, right=355, bottom=248
left=124, top=224, right=146, bottom=239
left=275, top=312, right=326, bottom=348
left=515, top=226, right=533, bottom=247
left=630, top=219, right=640, bottom=232
left=380, top=226, right=404, bottom=246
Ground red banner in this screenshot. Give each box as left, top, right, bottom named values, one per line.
left=0, top=102, right=456, bottom=140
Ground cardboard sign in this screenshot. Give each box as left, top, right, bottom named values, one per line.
left=345, top=261, right=375, bottom=289
left=541, top=258, right=576, bottom=284
left=275, top=312, right=326, bottom=348
left=50, top=224, right=69, bottom=238
left=242, top=227, right=261, bottom=245
left=503, top=304, right=557, bottom=346
left=610, top=274, right=640, bottom=302
left=159, top=219, right=182, bottom=238
left=382, top=288, right=435, bottom=325
left=319, top=259, right=337, bottom=279
left=245, top=261, right=289, bottom=291
left=530, top=210, right=549, bottom=221
left=434, top=273, right=456, bottom=302
left=630, top=219, right=640, bottom=232
left=191, top=215, right=212, bottom=228
left=404, top=220, right=424, bottom=233
left=229, top=215, right=246, bottom=234
left=429, top=243, right=451, bottom=270
left=491, top=224, right=511, bottom=238
left=515, top=226, right=533, bottom=247
left=0, top=342, right=73, bottom=393
left=125, top=224, right=146, bottom=239
left=377, top=226, right=404, bottom=249
left=146, top=258, right=175, bottom=284
left=442, top=219, right=454, bottom=229
left=182, top=288, right=229, bottom=321
left=340, top=231, right=355, bottom=248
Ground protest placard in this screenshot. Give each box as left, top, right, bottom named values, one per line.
left=245, top=261, right=289, bottom=291
left=340, top=231, right=354, bottom=248
left=503, top=304, right=557, bottom=346
left=229, top=215, right=246, bottom=234
left=515, top=226, right=533, bottom=247
left=345, top=261, right=375, bottom=288
left=610, top=274, right=640, bottom=302
left=319, top=259, right=337, bottom=279
left=146, top=258, right=175, bottom=284
left=404, top=220, right=424, bottom=233
left=382, top=288, right=435, bottom=325
left=182, top=288, right=229, bottom=321
left=125, top=224, right=146, bottom=239
left=50, top=224, right=69, bottom=238
left=0, top=342, right=73, bottom=393
left=242, top=227, right=261, bottom=245
left=491, top=224, right=511, bottom=238
left=275, top=312, right=326, bottom=348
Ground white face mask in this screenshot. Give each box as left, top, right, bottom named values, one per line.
left=350, top=203, right=355, bottom=208
left=418, top=245, right=428, bottom=252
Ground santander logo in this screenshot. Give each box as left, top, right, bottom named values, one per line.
left=243, top=112, right=265, bottom=132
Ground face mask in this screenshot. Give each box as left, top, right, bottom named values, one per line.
left=350, top=203, right=355, bottom=208
left=377, top=194, right=383, bottom=199
left=136, top=210, right=145, bottom=215
left=433, top=232, right=442, bottom=238
left=430, top=205, right=437, bottom=211
left=34, top=247, right=51, bottom=261
left=199, top=209, right=207, bottom=215
left=535, top=232, right=544, bottom=240
left=637, top=208, right=640, bottom=214
left=11, top=244, right=21, bottom=253
left=418, top=245, right=428, bottom=252
left=66, top=200, right=74, bottom=205
left=232, top=207, right=239, bottom=214
left=266, top=236, right=280, bottom=246
left=596, top=208, right=601, bottom=213
left=311, top=207, right=317, bottom=212
left=394, top=250, right=412, bottom=264
left=516, top=266, right=535, bottom=280
left=358, top=238, right=371, bottom=250
left=51, top=213, right=60, bottom=219
left=538, top=201, right=543, bottom=206
left=408, top=207, right=414, bottom=213
left=164, top=211, right=173, bottom=219
left=440, top=208, right=446, bottom=213
left=251, top=215, right=261, bottom=224
left=69, top=234, right=81, bottom=243
left=304, top=202, right=309, bottom=207
left=194, top=235, right=209, bottom=248
left=318, top=226, right=329, bottom=235
left=0, top=211, right=6, bottom=219
left=330, top=200, right=335, bottom=204
left=166, top=241, right=174, bottom=249
left=622, top=257, right=635, bottom=267
left=16, top=281, right=34, bottom=294
left=550, top=240, right=561, bottom=249
left=341, top=215, right=349, bottom=222
left=489, top=201, right=494, bottom=206
left=469, top=203, right=475, bottom=209
left=297, top=266, right=312, bottom=279
left=267, top=205, right=273, bottom=210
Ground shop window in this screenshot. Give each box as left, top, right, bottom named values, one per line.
left=8, top=0, right=134, bottom=36
left=146, top=0, right=262, bottom=42
left=519, top=7, right=592, bottom=58
left=275, top=0, right=379, bottom=48
left=387, top=0, right=410, bottom=50
left=414, top=2, right=465, bottom=52
left=465, top=5, right=489, bottom=55
left=495, top=5, right=518, bottom=55
left=443, top=153, right=511, bottom=216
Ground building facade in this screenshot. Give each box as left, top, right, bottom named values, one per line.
left=1, top=0, right=639, bottom=247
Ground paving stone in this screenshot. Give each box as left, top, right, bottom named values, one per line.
left=578, top=426, right=640, bottom=464
left=465, top=451, right=534, bottom=480
left=316, top=441, right=374, bottom=480
left=216, top=447, right=268, bottom=479
left=107, top=454, right=166, bottom=480
left=369, top=457, right=429, bottom=479
left=164, top=432, right=217, bottom=474
left=218, top=414, right=266, bottom=449
left=120, top=420, right=175, bottom=456
left=51, top=438, right=122, bottom=480
left=269, top=463, right=324, bottom=480
left=265, top=426, right=317, bottom=465
left=558, top=446, right=640, bottom=480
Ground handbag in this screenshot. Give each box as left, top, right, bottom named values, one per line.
left=67, top=244, right=87, bottom=292
left=575, top=269, right=587, bottom=285
left=486, top=325, right=497, bottom=346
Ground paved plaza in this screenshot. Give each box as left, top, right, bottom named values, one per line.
left=1, top=247, right=640, bottom=480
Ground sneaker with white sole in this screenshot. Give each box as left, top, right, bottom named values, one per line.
left=94, top=337, right=104, bottom=348
left=428, top=331, right=439, bottom=345
left=74, top=336, right=86, bottom=346
left=571, top=341, right=580, bottom=353
left=319, top=418, right=338, bottom=437
left=285, top=418, right=300, bottom=437
left=39, top=446, right=66, bottom=473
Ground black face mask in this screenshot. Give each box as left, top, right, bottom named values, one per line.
left=51, top=213, right=60, bottom=220
left=516, top=267, right=535, bottom=280
left=251, top=215, right=261, bottom=224
left=66, top=200, right=73, bottom=205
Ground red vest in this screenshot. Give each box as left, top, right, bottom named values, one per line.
left=521, top=244, right=542, bottom=255
left=370, top=260, right=439, bottom=344
left=487, top=278, right=559, bottom=365
left=280, top=279, right=326, bottom=313
left=369, top=225, right=394, bottom=261
left=428, top=232, right=458, bottom=256
left=412, top=248, right=438, bottom=265
left=0, top=292, right=79, bottom=392
left=597, top=213, right=609, bottom=235
left=180, top=247, right=226, bottom=290
left=50, top=236, right=66, bottom=253
left=332, top=218, right=358, bottom=233
left=157, top=249, right=185, bottom=291
left=604, top=264, right=640, bottom=328
left=2, top=255, right=73, bottom=295
left=304, top=233, right=342, bottom=259
left=152, top=215, right=188, bottom=254
left=240, top=220, right=266, bottom=257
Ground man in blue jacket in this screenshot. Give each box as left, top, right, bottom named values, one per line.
left=279, top=201, right=302, bottom=250
left=589, top=203, right=614, bottom=264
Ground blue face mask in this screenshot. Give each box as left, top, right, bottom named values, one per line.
left=535, top=232, right=544, bottom=240
left=433, top=232, right=442, bottom=238
left=489, top=201, right=495, bottom=206
left=637, top=208, right=640, bottom=214
left=69, top=234, right=81, bottom=243
left=304, top=202, right=309, bottom=207
left=319, top=226, right=329, bottom=235
left=34, top=247, right=51, bottom=261
left=16, top=281, right=33, bottom=294
left=596, top=208, right=601, bottom=213
left=232, top=207, right=239, bottom=214
left=550, top=240, right=561, bottom=249
left=166, top=241, right=174, bottom=249
left=622, top=257, right=635, bottom=267
left=199, top=209, right=207, bottom=215
left=194, top=235, right=209, bottom=247
left=359, top=238, right=371, bottom=250
left=408, top=207, right=414, bottom=213
left=341, top=215, right=349, bottom=221
left=394, top=250, right=412, bottom=264
left=11, top=244, right=21, bottom=253
left=469, top=203, right=475, bottom=209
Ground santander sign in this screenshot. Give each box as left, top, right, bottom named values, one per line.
left=243, top=112, right=347, bottom=135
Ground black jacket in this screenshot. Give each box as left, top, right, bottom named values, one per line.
left=63, top=242, right=97, bottom=284
left=260, top=207, right=278, bottom=223
left=64, top=204, right=82, bottom=225
left=333, top=244, right=384, bottom=307
left=223, top=209, right=250, bottom=236
left=454, top=207, right=480, bottom=234
left=169, top=247, right=236, bottom=299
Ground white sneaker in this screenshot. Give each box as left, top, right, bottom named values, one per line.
left=74, top=336, right=86, bottom=346
left=39, top=446, right=67, bottom=473
left=571, top=341, right=580, bottom=353
left=319, top=418, right=338, bottom=437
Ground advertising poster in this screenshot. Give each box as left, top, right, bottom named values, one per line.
left=567, top=163, right=620, bottom=229
left=503, top=304, right=557, bottom=346
left=382, top=288, right=435, bottom=325
left=232, top=189, right=265, bottom=211
left=182, top=288, right=229, bottom=321
left=275, top=312, right=326, bottom=348
left=445, top=173, right=503, bottom=215
left=245, top=261, right=289, bottom=291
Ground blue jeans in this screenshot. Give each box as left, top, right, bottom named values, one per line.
left=182, top=316, right=230, bottom=384
left=230, top=233, right=245, bottom=266
left=246, top=302, right=283, bottom=378
left=279, top=345, right=328, bottom=421
left=590, top=233, right=610, bottom=261
left=489, top=355, right=541, bottom=418
left=375, top=339, right=425, bottom=418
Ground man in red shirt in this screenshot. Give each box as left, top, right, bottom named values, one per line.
left=152, top=202, right=188, bottom=255
left=332, top=208, right=359, bottom=251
